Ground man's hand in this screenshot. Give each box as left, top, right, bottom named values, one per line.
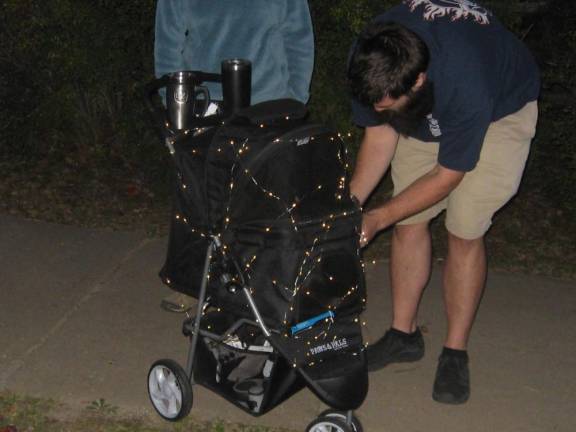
left=360, top=209, right=386, bottom=248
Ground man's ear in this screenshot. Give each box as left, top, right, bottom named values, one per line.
left=412, top=72, right=427, bottom=91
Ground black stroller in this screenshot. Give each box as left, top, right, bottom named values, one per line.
left=144, top=66, right=368, bottom=432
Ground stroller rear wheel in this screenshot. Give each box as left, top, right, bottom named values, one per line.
left=148, top=359, right=193, bottom=421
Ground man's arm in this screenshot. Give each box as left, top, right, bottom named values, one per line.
left=361, top=163, right=465, bottom=245
left=350, top=124, right=400, bottom=205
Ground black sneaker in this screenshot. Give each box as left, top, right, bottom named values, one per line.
left=367, top=327, right=425, bottom=371
left=432, top=348, right=470, bottom=404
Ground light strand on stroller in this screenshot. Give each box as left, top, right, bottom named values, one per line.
left=165, top=130, right=371, bottom=366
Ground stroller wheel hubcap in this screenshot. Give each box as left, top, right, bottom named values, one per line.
left=309, top=422, right=345, bottom=432
left=148, top=365, right=183, bottom=418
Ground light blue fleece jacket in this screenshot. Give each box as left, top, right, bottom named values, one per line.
left=154, top=0, right=314, bottom=104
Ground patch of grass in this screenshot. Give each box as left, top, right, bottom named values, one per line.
left=0, top=392, right=57, bottom=431
left=0, top=391, right=294, bottom=432
left=0, top=159, right=171, bottom=237
left=86, top=398, right=118, bottom=416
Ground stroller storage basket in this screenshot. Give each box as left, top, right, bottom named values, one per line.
left=189, top=310, right=367, bottom=416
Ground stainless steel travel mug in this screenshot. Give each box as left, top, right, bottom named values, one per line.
left=166, top=71, right=209, bottom=130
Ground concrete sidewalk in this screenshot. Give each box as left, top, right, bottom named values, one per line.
left=0, top=214, right=574, bottom=431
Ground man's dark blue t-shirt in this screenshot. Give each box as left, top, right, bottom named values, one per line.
left=351, top=0, right=540, bottom=172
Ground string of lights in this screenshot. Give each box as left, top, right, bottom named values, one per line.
left=164, top=122, right=372, bottom=368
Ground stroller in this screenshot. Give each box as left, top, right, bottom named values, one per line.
left=144, top=66, right=368, bottom=432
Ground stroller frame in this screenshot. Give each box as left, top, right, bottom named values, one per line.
left=149, top=234, right=361, bottom=431
left=185, top=235, right=272, bottom=378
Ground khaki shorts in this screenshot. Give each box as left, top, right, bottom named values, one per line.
left=391, top=101, right=538, bottom=240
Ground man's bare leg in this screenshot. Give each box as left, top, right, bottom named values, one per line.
left=390, top=222, right=432, bottom=333
left=442, top=232, right=486, bottom=349
left=366, top=221, right=430, bottom=371
left=432, top=232, right=486, bottom=404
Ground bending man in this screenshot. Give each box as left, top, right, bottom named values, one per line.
left=347, top=0, right=539, bottom=404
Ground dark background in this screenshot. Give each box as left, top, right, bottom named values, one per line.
left=0, top=0, right=574, bottom=277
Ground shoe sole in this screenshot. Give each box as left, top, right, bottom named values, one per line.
left=432, top=391, right=469, bottom=405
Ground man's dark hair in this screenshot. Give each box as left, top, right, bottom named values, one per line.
left=348, top=21, right=430, bottom=105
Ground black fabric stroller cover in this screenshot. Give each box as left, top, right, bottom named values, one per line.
left=159, top=99, right=368, bottom=414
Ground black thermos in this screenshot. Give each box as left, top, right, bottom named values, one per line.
left=221, top=59, right=252, bottom=116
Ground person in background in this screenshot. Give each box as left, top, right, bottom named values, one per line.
left=154, top=0, right=314, bottom=312
left=347, top=0, right=539, bottom=404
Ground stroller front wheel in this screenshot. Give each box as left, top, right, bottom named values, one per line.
left=317, top=410, right=363, bottom=432
left=306, top=416, right=359, bottom=432
left=148, top=359, right=193, bottom=421
left=306, top=410, right=363, bottom=432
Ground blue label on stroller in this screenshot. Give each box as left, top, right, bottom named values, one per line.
left=290, top=311, right=335, bottom=335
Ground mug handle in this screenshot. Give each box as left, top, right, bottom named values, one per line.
left=194, top=86, right=211, bottom=117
